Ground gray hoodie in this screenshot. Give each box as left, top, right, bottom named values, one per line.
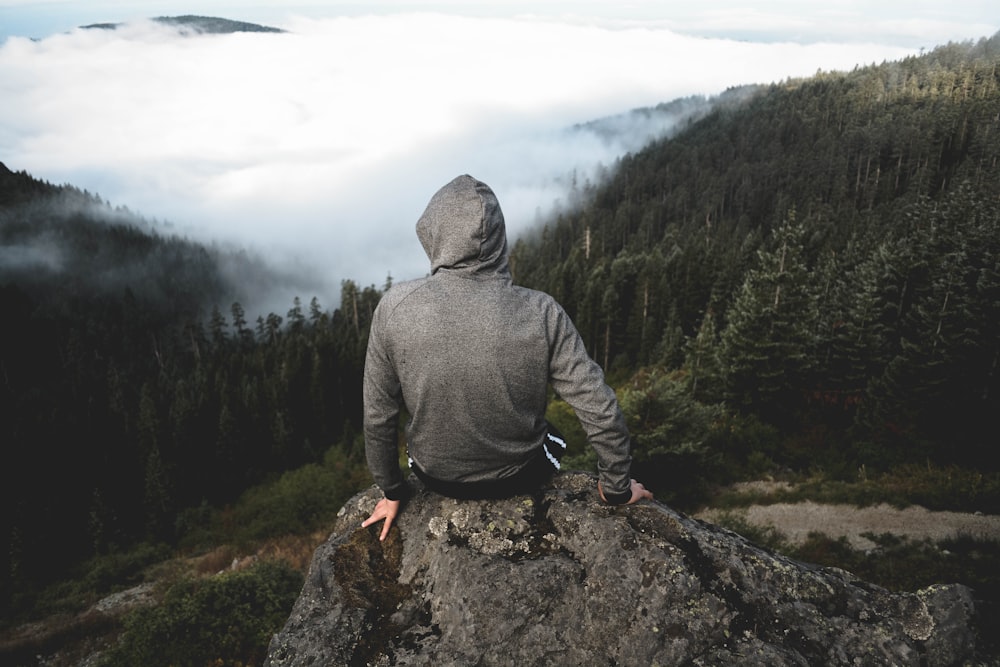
left=363, top=175, right=632, bottom=500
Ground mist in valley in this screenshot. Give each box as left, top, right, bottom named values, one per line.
left=0, top=11, right=931, bottom=319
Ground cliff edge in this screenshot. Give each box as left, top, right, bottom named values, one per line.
left=265, top=471, right=979, bottom=666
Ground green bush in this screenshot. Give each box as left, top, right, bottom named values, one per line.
left=175, top=441, right=372, bottom=553
left=872, top=465, right=1000, bottom=514
left=209, top=441, right=372, bottom=546
left=4, top=542, right=172, bottom=628
left=231, top=463, right=346, bottom=543
left=98, top=560, right=303, bottom=667
left=81, top=542, right=172, bottom=593
left=708, top=512, right=790, bottom=552
left=617, top=370, right=728, bottom=507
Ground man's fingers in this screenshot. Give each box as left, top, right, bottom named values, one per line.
left=598, top=480, right=654, bottom=505
left=361, top=498, right=401, bottom=541
left=361, top=512, right=382, bottom=529
left=361, top=506, right=385, bottom=529
left=362, top=511, right=392, bottom=541
left=628, top=479, right=654, bottom=504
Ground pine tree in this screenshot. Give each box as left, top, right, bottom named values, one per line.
left=684, top=307, right=723, bottom=402
left=719, top=210, right=818, bottom=421
left=209, top=306, right=228, bottom=348
left=231, top=302, right=253, bottom=346
left=287, top=296, right=305, bottom=333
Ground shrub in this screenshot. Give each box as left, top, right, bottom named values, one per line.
left=231, top=464, right=345, bottom=543
left=5, top=542, right=171, bottom=627
left=617, top=370, right=727, bottom=507
left=98, top=559, right=302, bottom=667
left=873, top=465, right=1000, bottom=514
left=215, top=441, right=372, bottom=547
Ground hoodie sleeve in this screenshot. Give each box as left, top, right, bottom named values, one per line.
left=545, top=301, right=632, bottom=500
left=363, top=299, right=409, bottom=501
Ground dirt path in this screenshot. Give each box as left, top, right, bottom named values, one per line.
left=696, top=501, right=1000, bottom=550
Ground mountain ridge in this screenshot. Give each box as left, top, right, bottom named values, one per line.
left=80, top=15, right=285, bottom=35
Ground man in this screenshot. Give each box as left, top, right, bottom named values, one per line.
left=362, top=175, right=651, bottom=540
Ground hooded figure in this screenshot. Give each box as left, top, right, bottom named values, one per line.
left=362, top=175, right=650, bottom=539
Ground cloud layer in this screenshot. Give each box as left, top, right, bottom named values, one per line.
left=0, top=10, right=983, bottom=313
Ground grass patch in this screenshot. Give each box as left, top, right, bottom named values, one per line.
left=708, top=464, right=1000, bottom=513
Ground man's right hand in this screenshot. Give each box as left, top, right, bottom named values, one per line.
left=599, top=478, right=653, bottom=504
left=361, top=497, right=401, bottom=541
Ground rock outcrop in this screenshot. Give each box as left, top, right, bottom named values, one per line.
left=265, top=472, right=980, bottom=666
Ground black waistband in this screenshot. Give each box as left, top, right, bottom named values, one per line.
left=409, top=448, right=556, bottom=500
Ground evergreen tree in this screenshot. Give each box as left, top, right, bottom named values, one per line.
left=209, top=306, right=228, bottom=349
left=287, top=296, right=305, bottom=333
left=684, top=307, right=724, bottom=402
left=856, top=185, right=1000, bottom=466
left=719, top=210, right=818, bottom=422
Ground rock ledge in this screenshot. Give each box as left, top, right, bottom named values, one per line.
left=266, top=472, right=979, bottom=666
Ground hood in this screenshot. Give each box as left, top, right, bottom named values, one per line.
left=416, top=175, right=511, bottom=279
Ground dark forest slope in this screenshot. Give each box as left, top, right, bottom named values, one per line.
left=512, top=34, right=1000, bottom=473
left=1, top=164, right=377, bottom=617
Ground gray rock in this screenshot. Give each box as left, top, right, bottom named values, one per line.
left=265, top=472, right=979, bottom=666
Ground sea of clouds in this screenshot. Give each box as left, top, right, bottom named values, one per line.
left=0, top=10, right=976, bottom=314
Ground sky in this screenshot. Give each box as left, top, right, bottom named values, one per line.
left=1, top=1, right=997, bottom=316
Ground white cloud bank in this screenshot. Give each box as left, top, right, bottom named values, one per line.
left=0, top=8, right=995, bottom=314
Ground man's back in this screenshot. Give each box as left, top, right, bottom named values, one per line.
left=363, top=175, right=632, bottom=504
left=369, top=268, right=572, bottom=483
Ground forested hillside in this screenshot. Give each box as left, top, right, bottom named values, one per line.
left=512, top=35, right=1000, bottom=480
left=0, top=165, right=379, bottom=615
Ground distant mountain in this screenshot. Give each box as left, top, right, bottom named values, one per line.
left=573, top=86, right=762, bottom=148
left=81, top=15, right=285, bottom=35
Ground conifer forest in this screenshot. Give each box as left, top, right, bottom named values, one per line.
left=2, top=33, right=999, bottom=622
